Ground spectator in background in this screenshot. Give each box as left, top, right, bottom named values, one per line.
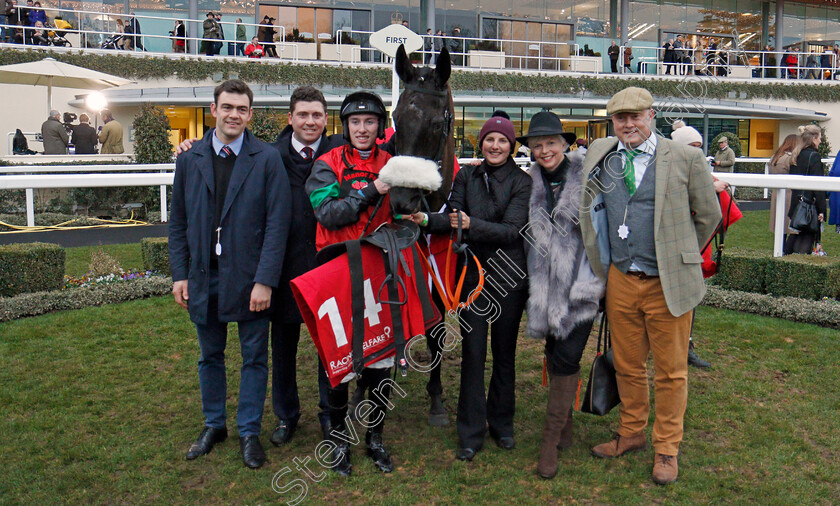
left=768, top=134, right=798, bottom=236
left=28, top=1, right=45, bottom=27
left=760, top=44, right=774, bottom=78
left=424, top=28, right=433, bottom=64
left=1, top=0, right=13, bottom=43
left=575, top=138, right=588, bottom=155
left=72, top=113, right=98, bottom=154
left=828, top=147, right=840, bottom=233
left=662, top=39, right=675, bottom=75
left=712, top=136, right=735, bottom=172
left=122, top=19, right=134, bottom=50
left=448, top=27, right=463, bottom=66
left=129, top=13, right=143, bottom=50
left=202, top=11, right=220, bottom=56
left=41, top=109, right=69, bottom=154
left=673, top=35, right=685, bottom=75
left=820, top=46, right=833, bottom=80
left=20, top=0, right=32, bottom=44
left=433, top=29, right=443, bottom=63
left=784, top=47, right=799, bottom=79
left=98, top=109, right=124, bottom=154
left=215, top=13, right=225, bottom=55
left=623, top=42, right=632, bottom=72
left=244, top=36, right=263, bottom=58
left=805, top=50, right=819, bottom=79
left=30, top=19, right=48, bottom=45
left=402, top=20, right=409, bottom=29
left=171, top=20, right=186, bottom=53
left=260, top=16, right=277, bottom=58
left=608, top=41, right=620, bottom=73
left=785, top=124, right=826, bottom=254
left=235, top=18, right=246, bottom=57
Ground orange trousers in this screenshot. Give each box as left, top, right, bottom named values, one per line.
left=605, top=264, right=692, bottom=456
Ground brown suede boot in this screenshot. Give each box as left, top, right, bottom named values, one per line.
left=537, top=372, right=579, bottom=479
left=557, top=406, right=574, bottom=450
left=591, top=432, right=647, bottom=458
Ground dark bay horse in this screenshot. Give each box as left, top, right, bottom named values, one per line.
left=385, top=44, right=455, bottom=216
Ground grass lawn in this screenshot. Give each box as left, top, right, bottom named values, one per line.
left=727, top=209, right=840, bottom=255
left=64, top=243, right=145, bottom=277
left=1, top=297, right=838, bottom=503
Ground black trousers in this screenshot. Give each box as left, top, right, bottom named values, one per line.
left=270, top=322, right=331, bottom=427
left=544, top=319, right=595, bottom=376
left=327, top=367, right=391, bottom=434
left=610, top=58, right=618, bottom=73
left=784, top=231, right=817, bottom=255
left=457, top=288, right=527, bottom=450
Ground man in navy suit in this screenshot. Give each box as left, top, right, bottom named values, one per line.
left=169, top=79, right=291, bottom=469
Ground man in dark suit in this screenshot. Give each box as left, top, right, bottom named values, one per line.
left=267, top=86, right=342, bottom=447
left=169, top=79, right=292, bottom=469
left=72, top=114, right=98, bottom=154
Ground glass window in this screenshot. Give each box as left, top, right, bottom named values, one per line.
left=783, top=3, right=805, bottom=48
left=630, top=0, right=660, bottom=42
left=574, top=0, right=609, bottom=37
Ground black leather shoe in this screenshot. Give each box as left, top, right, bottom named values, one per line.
left=332, top=442, right=352, bottom=476
left=492, top=435, right=515, bottom=450
left=366, top=431, right=393, bottom=473
left=688, top=347, right=711, bottom=369
left=455, top=447, right=476, bottom=461
left=239, top=436, right=266, bottom=469
left=185, top=426, right=227, bottom=460
left=270, top=419, right=296, bottom=446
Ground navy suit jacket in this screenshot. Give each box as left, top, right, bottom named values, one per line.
left=169, top=129, right=291, bottom=324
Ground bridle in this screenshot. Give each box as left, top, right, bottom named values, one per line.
left=396, top=81, right=453, bottom=166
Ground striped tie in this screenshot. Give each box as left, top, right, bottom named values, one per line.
left=220, top=145, right=234, bottom=159
left=302, top=146, right=314, bottom=160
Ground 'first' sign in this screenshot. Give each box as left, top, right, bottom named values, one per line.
left=369, top=24, right=423, bottom=58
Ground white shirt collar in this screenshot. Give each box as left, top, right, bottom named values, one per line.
left=617, top=133, right=657, bottom=156
left=290, top=133, right=321, bottom=157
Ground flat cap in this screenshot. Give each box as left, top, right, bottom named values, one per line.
left=606, top=87, right=654, bottom=115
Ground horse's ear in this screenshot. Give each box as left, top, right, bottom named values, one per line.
left=435, top=46, right=451, bottom=88
left=395, top=44, right=415, bottom=84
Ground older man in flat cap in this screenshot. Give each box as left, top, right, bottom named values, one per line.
left=579, top=87, right=720, bottom=485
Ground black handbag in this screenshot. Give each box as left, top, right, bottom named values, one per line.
left=581, top=313, right=620, bottom=416
left=789, top=194, right=820, bottom=234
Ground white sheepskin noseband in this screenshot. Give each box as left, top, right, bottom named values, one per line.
left=378, top=156, right=442, bottom=192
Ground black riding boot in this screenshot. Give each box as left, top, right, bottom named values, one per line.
left=330, top=424, right=353, bottom=477
left=366, top=430, right=393, bottom=473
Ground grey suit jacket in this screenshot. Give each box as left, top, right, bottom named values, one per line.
left=579, top=135, right=721, bottom=317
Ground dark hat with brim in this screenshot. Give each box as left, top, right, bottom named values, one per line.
left=516, top=111, right=576, bottom=147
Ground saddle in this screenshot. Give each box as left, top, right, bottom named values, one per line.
left=316, top=220, right=438, bottom=377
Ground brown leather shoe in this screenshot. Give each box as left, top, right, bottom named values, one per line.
left=652, top=453, right=679, bottom=484
left=591, top=432, right=647, bottom=458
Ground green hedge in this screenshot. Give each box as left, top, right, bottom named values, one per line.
left=142, top=237, right=170, bottom=276
left=764, top=254, right=840, bottom=299
left=3, top=49, right=840, bottom=103
left=714, top=250, right=772, bottom=295
left=0, top=276, right=170, bottom=322
left=0, top=242, right=65, bottom=297
left=702, top=285, right=840, bottom=329
left=715, top=250, right=840, bottom=300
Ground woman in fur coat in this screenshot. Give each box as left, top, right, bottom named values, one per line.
left=517, top=112, right=605, bottom=479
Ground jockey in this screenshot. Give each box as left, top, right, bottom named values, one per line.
left=304, top=90, right=395, bottom=476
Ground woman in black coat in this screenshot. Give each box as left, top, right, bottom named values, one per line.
left=785, top=124, right=827, bottom=254
left=412, top=116, right=531, bottom=461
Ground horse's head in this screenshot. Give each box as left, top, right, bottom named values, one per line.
left=379, top=45, right=454, bottom=216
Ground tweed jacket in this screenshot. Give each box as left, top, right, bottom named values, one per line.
left=579, top=135, right=721, bottom=317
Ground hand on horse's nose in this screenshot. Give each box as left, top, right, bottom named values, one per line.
left=374, top=179, right=391, bottom=195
